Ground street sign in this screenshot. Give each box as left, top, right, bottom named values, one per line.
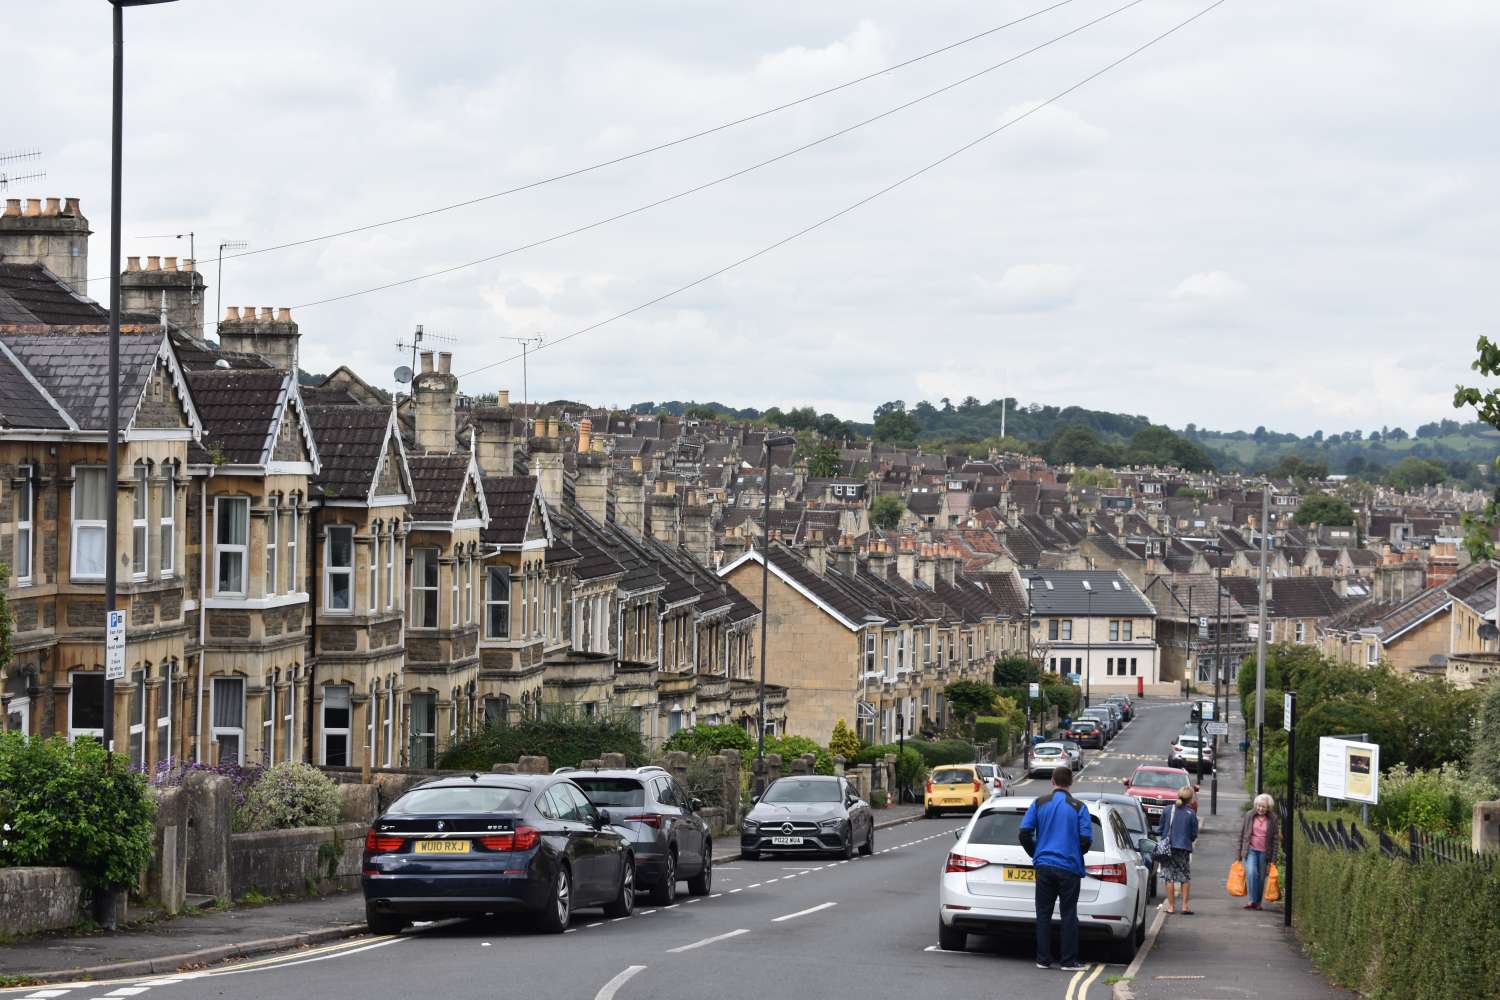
left=105, top=610, right=127, bottom=681
left=1248, top=622, right=1260, bottom=639
left=1198, top=699, right=1216, bottom=721
left=1028, top=682, right=1040, bottom=699
left=1317, top=736, right=1380, bottom=804
left=1205, top=721, right=1229, bottom=736
left=1198, top=616, right=1209, bottom=638
left=1283, top=692, right=1293, bottom=731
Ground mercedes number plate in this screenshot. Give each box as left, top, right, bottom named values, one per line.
left=770, top=836, right=804, bottom=845
left=414, top=839, right=471, bottom=854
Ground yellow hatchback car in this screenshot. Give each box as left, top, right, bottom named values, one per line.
left=925, top=764, right=984, bottom=817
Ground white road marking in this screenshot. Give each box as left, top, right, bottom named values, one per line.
left=764, top=877, right=779, bottom=883
left=24, top=993, right=73, bottom=999
left=710, top=893, right=723, bottom=898
left=771, top=901, right=837, bottom=922
left=594, top=965, right=646, bottom=1000
left=729, top=888, right=743, bottom=893
left=664, top=904, right=679, bottom=910
left=586, top=922, right=603, bottom=928
left=666, top=928, right=751, bottom=954
left=611, top=916, right=630, bottom=922
left=923, top=944, right=990, bottom=958
left=564, top=928, right=578, bottom=934
left=105, top=989, right=150, bottom=996
left=481, top=942, right=492, bottom=947
left=746, top=883, right=761, bottom=889
left=638, top=909, right=657, bottom=916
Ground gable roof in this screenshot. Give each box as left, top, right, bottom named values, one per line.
left=3, top=331, right=176, bottom=432
left=0, top=263, right=109, bottom=326
left=186, top=367, right=318, bottom=469
left=0, top=339, right=72, bottom=429
left=482, top=475, right=541, bottom=546
left=1027, top=569, right=1156, bottom=616
left=719, top=544, right=882, bottom=631
left=307, top=404, right=411, bottom=502
left=408, top=452, right=489, bottom=525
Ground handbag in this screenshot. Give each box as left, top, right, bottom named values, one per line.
left=1227, top=860, right=1247, bottom=897
left=1153, top=806, right=1175, bottom=859
left=1264, top=863, right=1281, bottom=902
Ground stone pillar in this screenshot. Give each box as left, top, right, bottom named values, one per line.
left=790, top=755, right=810, bottom=776
left=181, top=772, right=233, bottom=900
left=600, top=752, right=628, bottom=768
left=491, top=763, right=519, bottom=774
left=720, top=748, right=742, bottom=820
left=517, top=755, right=550, bottom=774
left=664, top=750, right=690, bottom=787
left=145, top=786, right=188, bottom=914
left=1475, top=800, right=1500, bottom=854
left=832, top=754, right=847, bottom=777
left=766, top=753, right=783, bottom=786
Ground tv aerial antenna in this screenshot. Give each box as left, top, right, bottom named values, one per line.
left=139, top=231, right=200, bottom=335
left=500, top=335, right=544, bottom=435
left=395, top=324, right=458, bottom=389
left=212, top=239, right=248, bottom=338
left=0, top=150, right=45, bottom=192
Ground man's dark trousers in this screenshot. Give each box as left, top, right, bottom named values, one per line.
left=1034, top=864, right=1081, bottom=966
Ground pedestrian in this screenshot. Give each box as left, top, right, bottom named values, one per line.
left=1158, top=785, right=1199, bottom=914
left=1019, top=765, right=1092, bottom=972
left=1236, top=793, right=1280, bottom=910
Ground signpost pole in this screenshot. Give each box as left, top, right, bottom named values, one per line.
left=1284, top=691, right=1296, bottom=928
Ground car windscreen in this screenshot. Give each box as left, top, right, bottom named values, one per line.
left=975, top=764, right=995, bottom=778
left=763, top=779, right=840, bottom=803
left=388, top=786, right=530, bottom=815
left=931, top=768, right=976, bottom=785
left=1033, top=745, right=1063, bottom=755
left=969, top=808, right=1104, bottom=847
left=1135, top=770, right=1190, bottom=789
left=570, top=778, right=646, bottom=808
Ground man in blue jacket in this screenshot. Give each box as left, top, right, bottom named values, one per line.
left=1019, top=765, right=1092, bottom=971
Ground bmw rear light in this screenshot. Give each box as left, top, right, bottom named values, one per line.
left=621, top=814, right=663, bottom=828
left=365, top=829, right=404, bottom=853
left=478, top=826, right=541, bottom=851
left=945, top=852, right=990, bottom=873
left=1087, top=863, right=1128, bottom=885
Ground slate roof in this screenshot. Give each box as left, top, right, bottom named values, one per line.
left=409, top=454, right=475, bottom=521
left=482, top=475, right=538, bottom=545
left=0, top=344, right=69, bottom=429
left=1027, top=570, right=1155, bottom=616
left=186, top=368, right=288, bottom=464
left=741, top=544, right=884, bottom=628
left=306, top=405, right=400, bottom=501
left=0, top=263, right=108, bottom=325
left=1219, top=576, right=1353, bottom=620
left=4, top=333, right=164, bottom=431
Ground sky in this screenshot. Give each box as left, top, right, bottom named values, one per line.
left=6, top=0, right=1497, bottom=436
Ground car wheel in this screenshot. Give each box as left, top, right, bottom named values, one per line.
left=537, top=864, right=571, bottom=934
left=1110, top=927, right=1139, bottom=964
left=603, top=856, right=635, bottom=918
left=743, top=849, right=760, bottom=861
left=649, top=849, right=678, bottom=905
left=1148, top=871, right=1158, bottom=900
left=841, top=831, right=857, bottom=860
left=364, top=904, right=406, bottom=936
left=859, top=824, right=874, bottom=856
left=687, top=844, right=712, bottom=896
left=925, top=807, right=936, bottom=819
left=937, top=919, right=967, bottom=952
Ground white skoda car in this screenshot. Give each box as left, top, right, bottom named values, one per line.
left=937, top=795, right=1153, bottom=963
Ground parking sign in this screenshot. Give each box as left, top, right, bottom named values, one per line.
left=106, top=609, right=127, bottom=681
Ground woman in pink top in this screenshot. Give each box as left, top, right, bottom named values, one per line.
left=1236, top=794, right=1280, bottom=910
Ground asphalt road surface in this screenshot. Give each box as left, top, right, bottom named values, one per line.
left=2, top=700, right=1190, bottom=1000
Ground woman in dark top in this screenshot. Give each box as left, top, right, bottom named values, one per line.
left=1158, top=785, right=1200, bottom=914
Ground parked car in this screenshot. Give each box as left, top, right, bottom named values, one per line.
left=1080, top=708, right=1117, bottom=741
left=1122, top=766, right=1199, bottom=829
left=1101, top=702, right=1126, bottom=729
left=1105, top=695, right=1134, bottom=721
left=1076, top=792, right=1157, bottom=899
left=925, top=764, right=987, bottom=817
left=741, top=775, right=874, bottom=859
left=361, top=773, right=635, bottom=935
left=1090, top=702, right=1124, bottom=735
left=974, top=762, right=1010, bottom=797
left=1057, top=740, right=1084, bottom=770
left=936, top=795, right=1152, bottom=962
left=1069, top=718, right=1105, bottom=749
left=1168, top=733, right=1216, bottom=771
left=1025, top=743, right=1070, bottom=778
left=568, top=766, right=712, bottom=904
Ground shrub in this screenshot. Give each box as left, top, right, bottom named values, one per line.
left=1371, top=763, right=1500, bottom=837
left=828, top=719, right=861, bottom=761
left=235, top=762, right=341, bottom=832
left=0, top=733, right=155, bottom=890
left=154, top=758, right=264, bottom=810
left=870, top=789, right=888, bottom=808
left=663, top=723, right=755, bottom=758
left=765, top=735, right=832, bottom=775
left=856, top=743, right=927, bottom=789
left=974, top=716, right=1010, bottom=749
left=683, top=758, right=727, bottom=810
left=906, top=738, right=978, bottom=767
left=1471, top=679, right=1500, bottom=786
left=439, top=715, right=647, bottom=771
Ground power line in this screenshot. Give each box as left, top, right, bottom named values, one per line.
left=457, top=0, right=1231, bottom=381
left=211, top=0, right=1148, bottom=325
left=84, top=0, right=1087, bottom=287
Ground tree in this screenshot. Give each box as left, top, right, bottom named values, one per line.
left=993, top=655, right=1039, bottom=687
left=1068, top=466, right=1118, bottom=490
left=872, top=402, right=920, bottom=443
left=1124, top=425, right=1215, bottom=471
left=869, top=494, right=905, bottom=529
left=1265, top=454, right=1328, bottom=481
left=807, top=440, right=841, bottom=478
left=1293, top=493, right=1355, bottom=527
left=944, top=680, right=1001, bottom=724
left=1471, top=680, right=1500, bottom=786
left=1043, top=424, right=1119, bottom=467
left=1387, top=456, right=1446, bottom=492
left=828, top=719, right=861, bottom=761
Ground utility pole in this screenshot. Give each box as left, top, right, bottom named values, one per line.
left=501, top=335, right=544, bottom=436
left=1254, top=487, right=1270, bottom=794
left=1212, top=552, right=1223, bottom=816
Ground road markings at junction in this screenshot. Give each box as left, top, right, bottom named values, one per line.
left=771, top=902, right=837, bottom=923
left=1064, top=962, right=1105, bottom=1000
left=665, top=928, right=751, bottom=953
left=594, top=965, right=646, bottom=1000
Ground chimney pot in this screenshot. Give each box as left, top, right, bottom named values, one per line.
left=3, top=199, right=20, bottom=217
left=275, top=307, right=290, bottom=321
left=64, top=197, right=80, bottom=215
left=438, top=351, right=452, bottom=374
left=127, top=256, right=141, bottom=272
left=43, top=197, right=60, bottom=216
left=578, top=417, right=592, bottom=455
left=498, top=389, right=510, bottom=407
left=420, top=351, right=435, bottom=373
left=24, top=199, right=41, bottom=217
left=182, top=258, right=195, bottom=272
left=259, top=306, right=272, bottom=320
left=224, top=306, right=240, bottom=321
left=164, top=256, right=178, bottom=271
left=146, top=256, right=161, bottom=271
left=241, top=306, right=256, bottom=321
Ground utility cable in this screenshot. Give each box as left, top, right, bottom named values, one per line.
left=456, top=0, right=1229, bottom=381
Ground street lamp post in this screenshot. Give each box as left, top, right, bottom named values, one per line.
left=755, top=434, right=795, bottom=794
left=1084, top=585, right=1093, bottom=708
left=1024, top=575, right=1044, bottom=766
left=1206, top=542, right=1225, bottom=817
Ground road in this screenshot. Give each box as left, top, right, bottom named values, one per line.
left=2, top=699, right=1190, bottom=1000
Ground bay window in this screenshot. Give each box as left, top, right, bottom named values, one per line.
left=214, top=497, right=249, bottom=596
left=385, top=524, right=396, bottom=608
left=325, top=525, right=353, bottom=611
left=410, top=692, right=436, bottom=768
left=128, top=668, right=145, bottom=768
left=286, top=503, right=299, bottom=593
left=283, top=672, right=297, bottom=763
left=71, top=466, right=108, bottom=580
left=265, top=497, right=279, bottom=596
left=132, top=465, right=148, bottom=578
left=159, top=465, right=175, bottom=577
left=69, top=671, right=105, bottom=740
left=411, top=548, right=438, bottom=628
left=486, top=566, right=511, bottom=638
left=451, top=554, right=460, bottom=626
left=382, top=675, right=395, bottom=767
left=211, top=676, right=245, bottom=764
left=369, top=532, right=379, bottom=613
left=15, top=465, right=32, bottom=585
left=321, top=684, right=351, bottom=766
left=263, top=670, right=277, bottom=765
left=156, top=662, right=173, bottom=765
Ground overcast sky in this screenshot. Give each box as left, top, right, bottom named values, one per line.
left=7, top=1, right=1495, bottom=435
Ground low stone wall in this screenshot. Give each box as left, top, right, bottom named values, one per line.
left=0, top=867, right=86, bottom=935
left=228, top=822, right=365, bottom=900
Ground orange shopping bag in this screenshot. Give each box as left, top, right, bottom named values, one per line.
left=1227, top=860, right=1247, bottom=897
left=1264, top=864, right=1281, bottom=903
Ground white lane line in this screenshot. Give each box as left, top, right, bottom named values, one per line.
left=24, top=993, right=74, bottom=999
left=203, top=937, right=404, bottom=977
left=587, top=922, right=604, bottom=928
left=684, top=898, right=700, bottom=904
left=746, top=883, right=762, bottom=889
left=612, top=916, right=630, bottom=922
left=564, top=928, right=578, bottom=934
left=664, top=904, right=679, bottom=910
left=481, top=942, right=492, bottom=947
left=665, top=928, right=751, bottom=954
left=771, top=901, right=837, bottom=923
left=710, top=892, right=723, bottom=898
left=639, top=909, right=658, bottom=916
left=104, top=991, right=149, bottom=997
left=729, top=888, right=743, bottom=893
left=594, top=965, right=647, bottom=1000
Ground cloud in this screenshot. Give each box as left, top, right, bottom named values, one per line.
left=1168, top=271, right=1248, bottom=305
left=980, top=264, right=1080, bottom=313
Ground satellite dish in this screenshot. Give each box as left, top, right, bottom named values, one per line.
left=394, top=365, right=413, bottom=384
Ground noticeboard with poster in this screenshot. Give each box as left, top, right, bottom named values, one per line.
left=1316, top=736, right=1380, bottom=804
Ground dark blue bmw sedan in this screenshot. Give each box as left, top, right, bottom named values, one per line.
left=361, top=774, right=635, bottom=934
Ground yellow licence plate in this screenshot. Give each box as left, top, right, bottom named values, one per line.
left=414, top=839, right=471, bottom=855
left=1004, top=866, right=1036, bottom=882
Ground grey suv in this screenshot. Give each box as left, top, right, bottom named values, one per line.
left=569, top=767, right=712, bottom=904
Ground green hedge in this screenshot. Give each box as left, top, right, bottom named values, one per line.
left=856, top=744, right=927, bottom=788
left=1293, top=829, right=1500, bottom=998
left=662, top=723, right=755, bottom=758
left=974, top=716, right=1010, bottom=749
left=905, top=738, right=978, bottom=767
left=438, top=716, right=647, bottom=771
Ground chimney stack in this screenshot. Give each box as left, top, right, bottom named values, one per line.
left=578, top=417, right=592, bottom=456
left=121, top=239, right=206, bottom=337
left=614, top=472, right=646, bottom=538
left=0, top=196, right=92, bottom=293
left=420, top=351, right=434, bottom=374
left=575, top=452, right=611, bottom=524
left=649, top=489, right=680, bottom=545
left=216, top=304, right=299, bottom=370
left=806, top=529, right=828, bottom=576
left=681, top=492, right=713, bottom=568
left=917, top=542, right=937, bottom=590
left=438, top=351, right=452, bottom=374
left=896, top=535, right=917, bottom=583
left=530, top=434, right=566, bottom=503
left=832, top=533, right=858, bottom=576
left=498, top=389, right=510, bottom=407
left=473, top=406, right=520, bottom=476
left=412, top=352, right=459, bottom=454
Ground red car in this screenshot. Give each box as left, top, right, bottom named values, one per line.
left=1122, top=765, right=1199, bottom=829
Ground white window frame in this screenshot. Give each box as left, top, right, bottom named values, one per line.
left=532, top=571, right=541, bottom=639
left=412, top=547, right=438, bottom=628
left=385, top=524, right=396, bottom=609
left=128, top=668, right=146, bottom=769
left=210, top=676, right=245, bottom=765
left=155, top=663, right=173, bottom=765
left=382, top=675, right=395, bottom=767
left=7, top=695, right=30, bottom=735
left=263, top=670, right=277, bottom=766
left=14, top=464, right=33, bottom=585
left=213, top=496, right=249, bottom=597
left=1366, top=643, right=1378, bottom=666
left=370, top=532, right=380, bottom=613
left=265, top=496, right=278, bottom=597
left=324, top=524, right=354, bottom=613
left=451, top=554, right=460, bottom=627
left=287, top=503, right=299, bottom=593
left=159, top=465, right=175, bottom=577
left=71, top=465, right=108, bottom=582
left=486, top=565, right=511, bottom=639
left=367, top=681, right=377, bottom=766
left=132, top=464, right=149, bottom=580
left=321, top=684, right=352, bottom=766
left=464, top=555, right=474, bottom=625
left=283, top=672, right=296, bottom=763
left=69, top=670, right=106, bottom=741
left=1295, top=621, right=1306, bottom=643
left=1122, top=620, right=1133, bottom=641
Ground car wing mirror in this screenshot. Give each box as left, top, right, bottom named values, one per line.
left=595, top=808, right=611, bottom=829
left=1121, top=778, right=1130, bottom=787
left=750, top=794, right=759, bottom=804
left=1136, top=837, right=1157, bottom=855
left=691, top=798, right=704, bottom=812
left=953, top=829, right=962, bottom=841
